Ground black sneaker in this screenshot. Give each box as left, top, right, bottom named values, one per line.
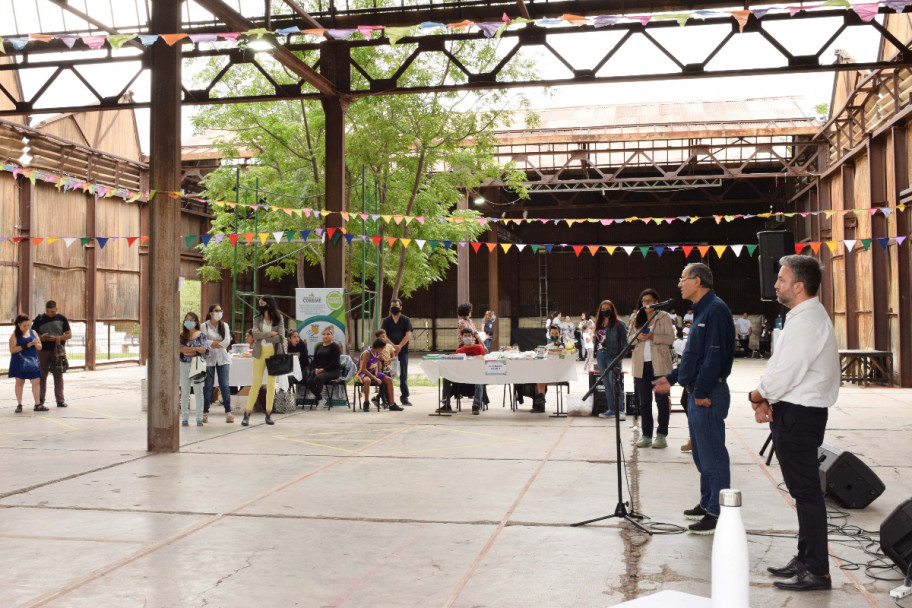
left=363, top=402, right=371, bottom=412
left=400, top=398, right=412, bottom=406
left=371, top=395, right=380, bottom=406
left=683, top=504, right=707, bottom=520
left=389, top=404, right=404, bottom=411
left=687, top=514, right=718, bottom=535
left=472, top=405, right=480, bottom=415
left=57, top=402, right=68, bottom=408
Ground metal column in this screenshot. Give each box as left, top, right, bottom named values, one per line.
left=147, top=0, right=182, bottom=453
left=457, top=192, right=470, bottom=304
left=321, top=42, right=349, bottom=289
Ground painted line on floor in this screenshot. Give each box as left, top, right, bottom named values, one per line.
left=0, top=533, right=149, bottom=545
left=22, top=422, right=419, bottom=608
left=726, top=421, right=882, bottom=608
left=70, top=406, right=119, bottom=419
left=38, top=416, right=79, bottom=430
left=443, top=416, right=575, bottom=608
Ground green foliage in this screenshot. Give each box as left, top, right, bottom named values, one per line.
left=814, top=103, right=830, bottom=121
left=188, top=25, right=537, bottom=297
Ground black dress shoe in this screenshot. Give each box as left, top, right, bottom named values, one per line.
left=774, top=571, right=831, bottom=591
left=767, top=556, right=805, bottom=578
left=265, top=413, right=274, bottom=425
left=241, top=413, right=250, bottom=426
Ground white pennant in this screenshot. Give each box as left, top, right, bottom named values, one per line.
left=415, top=239, right=426, bottom=250
left=516, top=244, right=527, bottom=252
left=63, top=237, right=77, bottom=247
left=731, top=245, right=744, bottom=257
left=844, top=239, right=856, bottom=252
left=622, top=246, right=635, bottom=255
left=272, top=231, right=284, bottom=243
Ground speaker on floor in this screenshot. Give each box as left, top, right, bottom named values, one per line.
left=817, top=442, right=885, bottom=509
left=881, top=498, right=912, bottom=576
left=757, top=230, right=795, bottom=301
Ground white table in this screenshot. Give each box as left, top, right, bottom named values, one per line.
left=228, top=355, right=302, bottom=390
left=421, top=357, right=578, bottom=415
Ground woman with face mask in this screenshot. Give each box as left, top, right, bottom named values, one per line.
left=594, top=300, right=627, bottom=420
left=629, top=289, right=675, bottom=449
left=242, top=295, right=285, bottom=426
left=202, top=304, right=234, bottom=423
left=456, top=302, right=481, bottom=346
left=179, top=312, right=209, bottom=427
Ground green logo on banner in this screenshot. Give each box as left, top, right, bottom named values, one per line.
left=326, top=291, right=344, bottom=310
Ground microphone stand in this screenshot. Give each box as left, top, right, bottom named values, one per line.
left=572, top=306, right=664, bottom=534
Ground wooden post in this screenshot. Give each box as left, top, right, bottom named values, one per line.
left=842, top=164, right=859, bottom=349
left=85, top=193, right=97, bottom=370
left=868, top=136, right=889, bottom=351
left=147, top=0, right=182, bottom=453
left=817, top=181, right=834, bottom=315
left=320, top=42, right=349, bottom=289
left=892, top=126, right=912, bottom=386
left=457, top=192, right=470, bottom=304
left=16, top=177, right=34, bottom=317
left=139, top=201, right=150, bottom=365
left=487, top=228, right=499, bottom=349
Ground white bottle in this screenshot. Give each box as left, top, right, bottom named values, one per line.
left=711, top=489, right=750, bottom=608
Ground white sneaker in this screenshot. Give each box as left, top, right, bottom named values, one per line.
left=318, top=399, right=327, bottom=409
left=618, top=410, right=626, bottom=421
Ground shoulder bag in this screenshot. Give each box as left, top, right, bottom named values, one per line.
left=49, top=344, right=69, bottom=375
left=265, top=326, right=294, bottom=376
left=189, top=355, right=207, bottom=383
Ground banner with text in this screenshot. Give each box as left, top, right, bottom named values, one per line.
left=295, top=288, right=347, bottom=355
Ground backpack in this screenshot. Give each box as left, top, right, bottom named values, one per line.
left=338, top=354, right=357, bottom=382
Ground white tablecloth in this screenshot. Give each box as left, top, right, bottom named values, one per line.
left=420, top=357, right=577, bottom=386
left=228, top=356, right=302, bottom=390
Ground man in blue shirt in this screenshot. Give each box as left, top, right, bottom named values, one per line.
left=653, top=263, right=735, bottom=535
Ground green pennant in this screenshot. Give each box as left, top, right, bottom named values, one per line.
left=107, top=34, right=137, bottom=48
left=860, top=239, right=872, bottom=251
left=285, top=231, right=295, bottom=242
left=530, top=245, right=540, bottom=254
left=331, top=232, right=342, bottom=245
left=746, top=244, right=758, bottom=257
left=80, top=238, right=91, bottom=247
left=184, top=235, right=197, bottom=247
left=428, top=240, right=439, bottom=251
left=638, top=246, right=650, bottom=257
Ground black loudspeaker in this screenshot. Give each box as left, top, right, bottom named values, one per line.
left=757, top=230, right=795, bottom=301
left=881, top=499, right=912, bottom=575
left=587, top=371, right=607, bottom=415
left=817, top=442, right=885, bottom=509
left=625, top=392, right=638, bottom=415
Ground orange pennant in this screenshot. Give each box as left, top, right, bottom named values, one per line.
left=587, top=245, right=600, bottom=256
left=697, top=246, right=711, bottom=258
left=161, top=34, right=188, bottom=46
left=486, top=243, right=497, bottom=252
left=730, top=10, right=750, bottom=33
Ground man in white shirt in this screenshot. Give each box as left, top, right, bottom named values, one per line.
left=748, top=255, right=840, bottom=593
left=735, top=312, right=753, bottom=356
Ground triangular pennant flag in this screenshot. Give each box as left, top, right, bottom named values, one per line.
left=853, top=2, right=880, bottom=21
left=697, top=246, right=710, bottom=258
left=587, top=245, right=600, bottom=256
left=795, top=243, right=806, bottom=254
left=572, top=245, right=584, bottom=257
left=258, top=233, right=270, bottom=245
left=284, top=231, right=295, bottom=242
left=331, top=232, right=343, bottom=245
left=200, top=235, right=213, bottom=246
left=682, top=246, right=694, bottom=257
left=184, top=235, right=197, bottom=247
left=530, top=245, right=540, bottom=253
left=826, top=241, right=838, bottom=253
left=622, top=246, right=635, bottom=255
left=545, top=245, right=554, bottom=253
left=298, top=230, right=311, bottom=240
left=12, top=237, right=24, bottom=243
left=861, top=239, right=872, bottom=251
left=400, top=238, right=412, bottom=248
left=272, top=231, right=284, bottom=243
left=515, top=244, right=526, bottom=252
left=730, top=245, right=744, bottom=257
left=227, top=234, right=240, bottom=246
left=638, top=246, right=650, bottom=257
left=30, top=237, right=43, bottom=245
left=896, top=236, right=908, bottom=246
left=107, top=34, right=137, bottom=48
left=326, top=228, right=337, bottom=239
left=744, top=244, right=757, bottom=257
left=415, top=239, right=426, bottom=250
left=810, top=242, right=822, bottom=254
left=730, top=10, right=751, bottom=33
left=47, top=237, right=60, bottom=244
left=80, top=238, right=92, bottom=247
left=442, top=240, right=453, bottom=250
left=243, top=233, right=255, bottom=243
left=81, top=35, right=107, bottom=50
left=343, top=233, right=355, bottom=244
left=877, top=237, right=890, bottom=249
left=427, top=240, right=439, bottom=251
left=600, top=219, right=614, bottom=226
left=371, top=236, right=382, bottom=246
left=844, top=239, right=856, bottom=252
left=386, top=237, right=398, bottom=247
left=392, top=215, right=404, bottom=225
left=96, top=237, right=109, bottom=249
left=161, top=33, right=188, bottom=46
left=469, top=242, right=481, bottom=253
left=502, top=244, right=513, bottom=253
left=605, top=246, right=617, bottom=255
left=713, top=245, right=727, bottom=258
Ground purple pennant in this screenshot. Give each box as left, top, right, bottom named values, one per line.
left=58, top=34, right=79, bottom=48
left=896, top=236, right=907, bottom=246
left=477, top=22, right=502, bottom=37
left=327, top=29, right=358, bottom=40
left=882, top=207, right=894, bottom=218
left=458, top=241, right=467, bottom=248
left=214, top=234, right=224, bottom=244
left=188, top=34, right=218, bottom=44
left=883, top=0, right=909, bottom=11
left=668, top=246, right=679, bottom=251
left=314, top=228, right=324, bottom=236
left=751, top=8, right=771, bottom=19
left=593, top=15, right=621, bottom=27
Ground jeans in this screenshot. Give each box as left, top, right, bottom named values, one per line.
left=483, top=339, right=492, bottom=352
left=635, top=362, right=670, bottom=438
left=179, top=360, right=205, bottom=423
left=398, top=350, right=410, bottom=400
left=595, top=350, right=621, bottom=413
left=37, top=348, right=65, bottom=403
left=204, top=364, right=232, bottom=413
left=473, top=384, right=485, bottom=408
left=687, top=383, right=731, bottom=517
left=771, top=401, right=829, bottom=576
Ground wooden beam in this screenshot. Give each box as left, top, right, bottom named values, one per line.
left=457, top=193, right=470, bottom=304
left=194, top=0, right=338, bottom=97
left=320, top=43, right=349, bottom=290
left=282, top=0, right=324, bottom=29
left=892, top=125, right=912, bottom=386
left=85, top=193, right=97, bottom=371
left=147, top=0, right=182, bottom=453
left=869, top=135, right=889, bottom=351
left=16, top=177, right=34, bottom=317
left=842, top=163, right=859, bottom=349
left=487, top=228, right=499, bottom=350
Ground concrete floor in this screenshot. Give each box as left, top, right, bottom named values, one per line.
left=1, top=358, right=909, bottom=608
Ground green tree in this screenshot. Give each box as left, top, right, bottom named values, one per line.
left=189, top=26, right=536, bottom=303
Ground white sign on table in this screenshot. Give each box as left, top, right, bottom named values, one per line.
left=484, top=360, right=507, bottom=375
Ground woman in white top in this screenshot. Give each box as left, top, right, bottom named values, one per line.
left=203, top=303, right=234, bottom=423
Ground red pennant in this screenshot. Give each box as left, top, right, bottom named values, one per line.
left=697, top=246, right=710, bottom=258
left=795, top=243, right=806, bottom=254
left=682, top=246, right=694, bottom=257
left=485, top=243, right=497, bottom=252
left=126, top=237, right=138, bottom=247
left=326, top=227, right=337, bottom=238
left=572, top=245, right=584, bottom=257
left=13, top=237, right=24, bottom=243
left=227, top=234, right=240, bottom=246
left=471, top=242, right=482, bottom=253
left=371, top=236, right=382, bottom=246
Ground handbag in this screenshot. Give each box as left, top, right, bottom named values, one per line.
left=266, top=353, right=294, bottom=376
left=272, top=388, right=297, bottom=414
left=189, top=355, right=207, bottom=383
left=49, top=345, right=69, bottom=375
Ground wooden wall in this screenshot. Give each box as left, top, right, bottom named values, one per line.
left=0, top=173, right=18, bottom=321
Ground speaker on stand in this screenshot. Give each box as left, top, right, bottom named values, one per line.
left=757, top=230, right=795, bottom=302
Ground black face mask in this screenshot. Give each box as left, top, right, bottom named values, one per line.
left=390, top=306, right=401, bottom=315
left=257, top=305, right=268, bottom=313
left=550, top=334, right=562, bottom=343
left=600, top=309, right=609, bottom=314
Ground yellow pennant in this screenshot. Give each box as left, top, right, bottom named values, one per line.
left=605, top=246, right=617, bottom=255
left=399, top=238, right=412, bottom=248
left=713, top=245, right=727, bottom=257
left=825, top=210, right=836, bottom=219
left=320, top=209, right=331, bottom=217
left=258, top=233, right=270, bottom=245
left=381, top=215, right=392, bottom=223
left=501, top=243, right=512, bottom=253
left=690, top=216, right=700, bottom=223
left=826, top=241, right=839, bottom=253
left=757, top=213, right=771, bottom=218
left=47, top=237, right=60, bottom=244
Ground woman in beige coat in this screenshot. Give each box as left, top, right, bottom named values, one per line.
left=629, top=289, right=675, bottom=449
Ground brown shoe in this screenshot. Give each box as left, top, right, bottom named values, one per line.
left=225, top=412, right=235, bottom=423
left=681, top=439, right=692, bottom=452
left=203, top=412, right=209, bottom=423
left=34, top=404, right=49, bottom=412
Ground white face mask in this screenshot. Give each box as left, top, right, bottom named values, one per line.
left=463, top=337, right=474, bottom=345
left=212, top=312, right=223, bottom=321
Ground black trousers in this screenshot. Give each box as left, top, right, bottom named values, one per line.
left=306, top=370, right=340, bottom=399
left=770, top=401, right=829, bottom=576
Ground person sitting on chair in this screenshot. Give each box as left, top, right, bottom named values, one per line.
left=358, top=338, right=400, bottom=412
left=456, top=327, right=488, bottom=415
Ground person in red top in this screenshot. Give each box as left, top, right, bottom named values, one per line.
left=456, top=327, right=487, bottom=415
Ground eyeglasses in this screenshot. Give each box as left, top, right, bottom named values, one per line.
left=678, top=276, right=695, bottom=283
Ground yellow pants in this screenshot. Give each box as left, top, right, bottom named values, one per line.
left=245, top=344, right=276, bottom=413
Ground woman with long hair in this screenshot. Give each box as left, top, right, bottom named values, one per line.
left=594, top=300, right=627, bottom=420
left=179, top=311, right=209, bottom=426
left=202, top=303, right=234, bottom=423
left=629, top=289, right=675, bottom=449
left=482, top=310, right=495, bottom=352
left=242, top=295, right=285, bottom=426
left=8, top=314, right=44, bottom=413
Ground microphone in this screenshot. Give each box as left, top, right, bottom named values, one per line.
left=642, top=299, right=675, bottom=310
